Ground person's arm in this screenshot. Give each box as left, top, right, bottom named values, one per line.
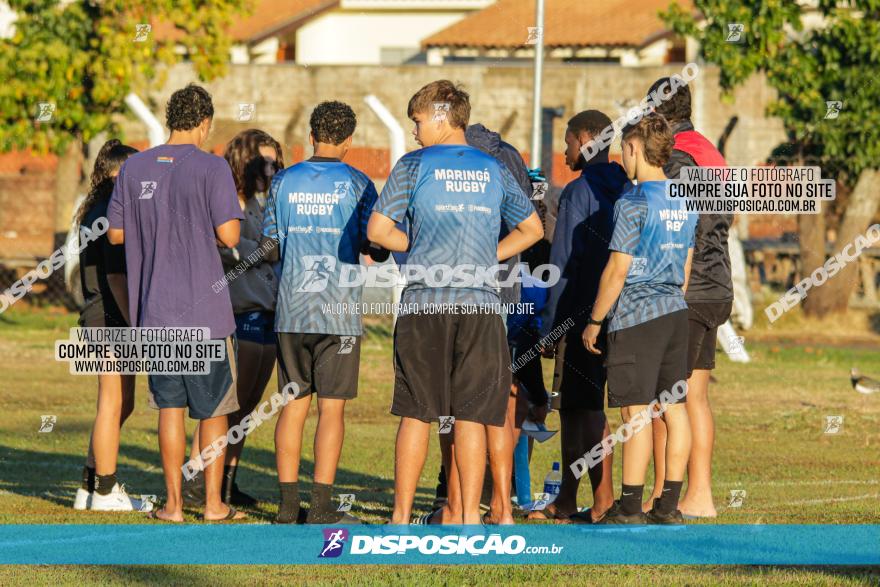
left=106, top=273, right=130, bottom=325
left=209, top=161, right=244, bottom=249
left=357, top=178, right=390, bottom=262
left=218, top=204, right=262, bottom=269
left=497, top=213, right=542, bottom=260
left=582, top=198, right=643, bottom=354
left=102, top=237, right=130, bottom=324
left=215, top=219, right=240, bottom=249
left=107, top=163, right=127, bottom=245
left=581, top=251, right=631, bottom=353
left=367, top=154, right=418, bottom=252
left=497, top=165, right=543, bottom=260
left=367, top=213, right=408, bottom=252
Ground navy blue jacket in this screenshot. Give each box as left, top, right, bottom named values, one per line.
left=540, top=161, right=630, bottom=339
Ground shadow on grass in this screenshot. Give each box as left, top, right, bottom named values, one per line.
left=0, top=435, right=442, bottom=523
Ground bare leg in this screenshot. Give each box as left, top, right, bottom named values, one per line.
left=454, top=419, right=488, bottom=525
left=661, top=403, right=692, bottom=483
left=189, top=424, right=200, bottom=463
left=313, top=398, right=346, bottom=484
left=644, top=406, right=666, bottom=511
left=155, top=407, right=186, bottom=521
left=486, top=394, right=516, bottom=524
left=620, top=406, right=653, bottom=487
left=391, top=417, right=430, bottom=524
left=88, top=374, right=135, bottom=474
left=678, top=369, right=716, bottom=517
left=585, top=413, right=614, bottom=519
left=201, top=414, right=244, bottom=520
left=275, top=394, right=313, bottom=483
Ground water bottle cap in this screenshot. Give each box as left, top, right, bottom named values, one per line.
left=552, top=462, right=560, bottom=471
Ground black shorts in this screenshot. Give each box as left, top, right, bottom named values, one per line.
left=392, top=313, right=511, bottom=427
left=553, top=328, right=606, bottom=411
left=686, top=301, right=733, bottom=376
left=235, top=311, right=276, bottom=345
left=605, top=310, right=688, bottom=408
left=276, top=332, right=360, bottom=400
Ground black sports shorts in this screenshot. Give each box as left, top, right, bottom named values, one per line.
left=686, top=301, right=733, bottom=376
left=605, top=310, right=688, bottom=408
left=276, top=332, right=360, bottom=400
left=391, top=312, right=510, bottom=427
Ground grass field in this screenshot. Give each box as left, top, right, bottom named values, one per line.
left=0, top=303, right=879, bottom=585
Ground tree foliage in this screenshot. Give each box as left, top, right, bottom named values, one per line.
left=0, top=0, right=251, bottom=154
left=663, top=0, right=880, bottom=186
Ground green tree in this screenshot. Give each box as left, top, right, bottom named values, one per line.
left=663, top=0, right=880, bottom=316
left=0, top=0, right=251, bottom=230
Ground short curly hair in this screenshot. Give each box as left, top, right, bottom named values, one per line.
left=166, top=84, right=214, bottom=131
left=310, top=101, right=356, bottom=145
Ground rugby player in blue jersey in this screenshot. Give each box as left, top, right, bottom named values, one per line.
left=262, top=101, right=383, bottom=524
left=582, top=113, right=697, bottom=524
left=367, top=80, right=543, bottom=525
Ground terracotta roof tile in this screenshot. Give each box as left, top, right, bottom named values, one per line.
left=152, top=0, right=338, bottom=44
left=424, top=0, right=692, bottom=49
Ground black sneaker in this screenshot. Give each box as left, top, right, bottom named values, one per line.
left=646, top=499, right=684, bottom=525
left=182, top=471, right=205, bottom=507
left=596, top=500, right=647, bottom=525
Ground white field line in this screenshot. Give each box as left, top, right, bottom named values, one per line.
left=718, top=479, right=879, bottom=488
left=766, top=493, right=880, bottom=508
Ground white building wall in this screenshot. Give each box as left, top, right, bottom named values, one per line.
left=296, top=10, right=466, bottom=65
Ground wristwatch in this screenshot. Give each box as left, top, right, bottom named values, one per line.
left=587, top=316, right=604, bottom=326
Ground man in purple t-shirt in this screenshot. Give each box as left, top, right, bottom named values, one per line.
left=108, top=84, right=245, bottom=522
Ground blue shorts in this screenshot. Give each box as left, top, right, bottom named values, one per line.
left=235, top=311, right=276, bottom=345
left=147, top=336, right=239, bottom=420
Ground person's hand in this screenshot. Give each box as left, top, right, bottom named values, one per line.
left=538, top=343, right=556, bottom=358
left=528, top=402, right=548, bottom=424
left=582, top=323, right=602, bottom=355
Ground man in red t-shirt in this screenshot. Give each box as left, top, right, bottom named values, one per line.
left=642, top=78, right=734, bottom=519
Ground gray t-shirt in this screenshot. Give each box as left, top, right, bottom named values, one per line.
left=107, top=144, right=244, bottom=338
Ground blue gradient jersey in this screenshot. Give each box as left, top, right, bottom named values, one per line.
left=374, top=144, right=533, bottom=311
left=608, top=180, right=697, bottom=332
left=262, top=157, right=378, bottom=335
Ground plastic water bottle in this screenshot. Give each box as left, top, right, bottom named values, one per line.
left=543, top=462, right=562, bottom=503
left=513, top=433, right=532, bottom=506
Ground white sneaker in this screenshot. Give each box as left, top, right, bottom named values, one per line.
left=73, top=487, right=92, bottom=510
left=90, top=483, right=153, bottom=512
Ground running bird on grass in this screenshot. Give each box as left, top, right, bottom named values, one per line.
left=851, top=368, right=880, bottom=395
